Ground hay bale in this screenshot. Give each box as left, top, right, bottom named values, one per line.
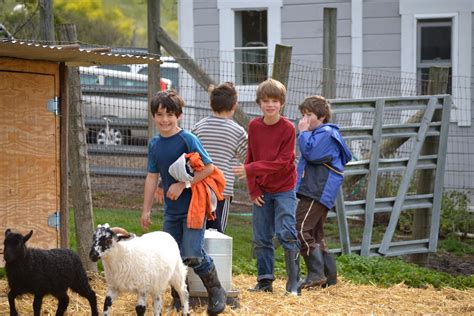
left=1, top=273, right=473, bottom=314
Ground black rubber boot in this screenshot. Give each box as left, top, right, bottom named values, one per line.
left=198, top=265, right=226, bottom=315
left=322, top=252, right=337, bottom=287
left=301, top=247, right=327, bottom=289
left=248, top=279, right=273, bottom=292
left=284, top=250, right=301, bottom=296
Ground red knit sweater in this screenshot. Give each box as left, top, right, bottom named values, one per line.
left=244, top=116, right=297, bottom=199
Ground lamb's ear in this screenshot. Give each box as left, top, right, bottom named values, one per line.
left=24, top=230, right=33, bottom=243
left=5, top=228, right=11, bottom=237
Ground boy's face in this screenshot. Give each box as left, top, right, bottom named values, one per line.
left=302, top=111, right=325, bottom=131
left=153, top=106, right=182, bottom=136
left=259, top=97, right=282, bottom=120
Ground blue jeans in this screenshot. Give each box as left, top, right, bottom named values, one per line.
left=163, top=213, right=214, bottom=276
left=252, top=189, right=299, bottom=281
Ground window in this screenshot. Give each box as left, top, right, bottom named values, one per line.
left=417, top=19, right=452, bottom=95
left=234, top=10, right=268, bottom=85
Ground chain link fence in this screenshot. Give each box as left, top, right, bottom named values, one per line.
left=79, top=46, right=473, bottom=210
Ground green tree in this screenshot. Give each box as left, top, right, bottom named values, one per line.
left=0, top=0, right=178, bottom=47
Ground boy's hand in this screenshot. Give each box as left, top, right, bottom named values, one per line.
left=252, top=195, right=265, bottom=207
left=154, top=187, right=164, bottom=204
left=233, top=164, right=247, bottom=179
left=167, top=182, right=186, bottom=200
left=298, top=117, right=310, bottom=132
left=140, top=210, right=151, bottom=231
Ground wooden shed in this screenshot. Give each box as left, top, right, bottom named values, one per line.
left=0, top=41, right=160, bottom=266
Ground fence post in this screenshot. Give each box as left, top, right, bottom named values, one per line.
left=411, top=66, right=449, bottom=265
left=58, top=24, right=97, bottom=272
left=322, top=8, right=337, bottom=99
left=39, top=0, right=55, bottom=44
left=147, top=0, right=160, bottom=138
left=272, top=44, right=292, bottom=115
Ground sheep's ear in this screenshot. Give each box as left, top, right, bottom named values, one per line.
left=5, top=228, right=11, bottom=237
left=23, top=230, right=33, bottom=243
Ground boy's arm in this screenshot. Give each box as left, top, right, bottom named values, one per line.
left=141, top=172, right=159, bottom=230
left=166, top=163, right=214, bottom=200
left=298, top=130, right=333, bottom=162
left=245, top=131, right=296, bottom=177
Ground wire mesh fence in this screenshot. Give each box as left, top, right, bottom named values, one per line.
left=77, top=46, right=473, bottom=209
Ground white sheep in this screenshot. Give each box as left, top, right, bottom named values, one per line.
left=89, top=224, right=189, bottom=316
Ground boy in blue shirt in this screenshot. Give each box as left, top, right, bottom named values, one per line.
left=141, top=90, right=226, bottom=314
left=295, top=95, right=352, bottom=289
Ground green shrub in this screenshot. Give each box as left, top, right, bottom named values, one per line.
left=440, top=191, right=473, bottom=238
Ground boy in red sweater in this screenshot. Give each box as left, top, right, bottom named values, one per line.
left=234, top=79, right=300, bottom=295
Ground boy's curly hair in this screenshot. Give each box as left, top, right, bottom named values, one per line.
left=299, top=95, right=332, bottom=123
left=150, top=90, right=185, bottom=117
left=255, top=79, right=286, bottom=105
left=208, top=82, right=237, bottom=113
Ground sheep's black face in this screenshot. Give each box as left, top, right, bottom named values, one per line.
left=3, top=229, right=32, bottom=263
left=90, top=224, right=114, bottom=262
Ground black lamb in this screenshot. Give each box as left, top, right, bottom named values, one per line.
left=3, top=228, right=98, bottom=316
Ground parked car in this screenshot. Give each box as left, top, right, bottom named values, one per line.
left=79, top=66, right=172, bottom=146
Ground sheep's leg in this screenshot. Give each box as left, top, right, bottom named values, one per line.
left=32, top=294, right=44, bottom=316
left=170, top=273, right=189, bottom=315
left=152, top=294, right=163, bottom=316
left=7, top=290, right=18, bottom=316
left=135, top=292, right=147, bottom=316
left=54, top=293, right=69, bottom=316
left=103, top=288, right=118, bottom=316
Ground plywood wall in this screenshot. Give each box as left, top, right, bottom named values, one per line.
left=0, top=58, right=60, bottom=266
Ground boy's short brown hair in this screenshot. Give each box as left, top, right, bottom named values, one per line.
left=299, top=95, right=332, bottom=123
left=255, top=79, right=286, bottom=105
left=209, top=82, right=237, bottom=113
left=150, top=90, right=184, bottom=117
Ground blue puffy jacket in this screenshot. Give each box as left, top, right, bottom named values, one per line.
left=296, top=124, right=352, bottom=209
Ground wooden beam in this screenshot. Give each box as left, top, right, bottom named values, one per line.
left=322, top=8, right=337, bottom=99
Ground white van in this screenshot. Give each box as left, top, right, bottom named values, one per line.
left=79, top=67, right=172, bottom=146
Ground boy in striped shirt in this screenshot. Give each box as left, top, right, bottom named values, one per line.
left=191, top=82, right=248, bottom=233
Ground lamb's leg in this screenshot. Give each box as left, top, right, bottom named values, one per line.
left=72, top=283, right=98, bottom=316
left=103, top=288, right=118, bottom=316
left=54, top=292, right=69, bottom=316
left=152, top=294, right=163, bottom=316
left=135, top=292, right=147, bottom=316
left=32, top=293, right=44, bottom=316
left=7, top=290, right=19, bottom=316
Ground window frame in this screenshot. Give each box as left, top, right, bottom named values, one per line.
left=218, top=0, right=282, bottom=101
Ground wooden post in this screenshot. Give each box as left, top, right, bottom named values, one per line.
left=147, top=0, right=161, bottom=138
left=272, top=44, right=292, bottom=87
left=272, top=44, right=292, bottom=114
left=58, top=24, right=97, bottom=272
left=39, top=0, right=55, bottom=44
left=322, top=8, right=337, bottom=99
left=59, top=62, right=69, bottom=249
left=411, top=66, right=449, bottom=265
left=155, top=26, right=250, bottom=130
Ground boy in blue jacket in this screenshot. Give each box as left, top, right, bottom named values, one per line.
left=295, top=95, right=352, bottom=289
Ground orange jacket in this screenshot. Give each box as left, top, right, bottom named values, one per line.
left=186, top=152, right=226, bottom=229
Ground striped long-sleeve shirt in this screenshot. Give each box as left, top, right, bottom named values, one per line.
left=191, top=116, right=248, bottom=197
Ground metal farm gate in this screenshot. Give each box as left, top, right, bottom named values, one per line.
left=329, top=95, right=451, bottom=257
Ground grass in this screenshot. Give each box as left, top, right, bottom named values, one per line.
left=2, top=207, right=473, bottom=290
